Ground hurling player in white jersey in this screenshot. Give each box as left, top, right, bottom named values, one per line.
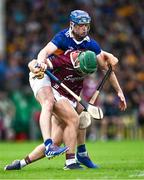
left=21, top=10, right=124, bottom=168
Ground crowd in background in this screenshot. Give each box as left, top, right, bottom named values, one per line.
left=0, top=0, right=144, bottom=141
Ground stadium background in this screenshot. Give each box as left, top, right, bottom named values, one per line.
left=0, top=0, right=144, bottom=141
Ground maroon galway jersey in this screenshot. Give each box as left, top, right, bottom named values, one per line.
left=50, top=50, right=86, bottom=101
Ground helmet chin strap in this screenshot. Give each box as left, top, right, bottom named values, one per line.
left=70, top=22, right=74, bottom=31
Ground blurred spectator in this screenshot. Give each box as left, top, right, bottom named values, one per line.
left=5, top=53, right=24, bottom=92
left=81, top=74, right=98, bottom=103
left=0, top=91, right=15, bottom=140
left=10, top=87, right=40, bottom=141
left=137, top=94, right=144, bottom=139
left=0, top=54, right=7, bottom=90
left=100, top=93, right=124, bottom=141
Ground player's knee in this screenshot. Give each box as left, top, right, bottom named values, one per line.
left=42, top=99, right=54, bottom=111
left=69, top=115, right=79, bottom=129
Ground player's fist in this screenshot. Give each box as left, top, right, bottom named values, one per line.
left=34, top=71, right=44, bottom=79
left=35, top=62, right=47, bottom=72
left=28, top=60, right=47, bottom=73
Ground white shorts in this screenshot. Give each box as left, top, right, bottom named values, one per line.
left=29, top=72, right=77, bottom=108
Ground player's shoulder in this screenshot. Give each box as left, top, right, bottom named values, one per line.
left=87, top=36, right=98, bottom=44
left=86, top=36, right=101, bottom=55
left=51, top=28, right=70, bottom=49
left=57, top=28, right=70, bottom=38
left=82, top=35, right=99, bottom=46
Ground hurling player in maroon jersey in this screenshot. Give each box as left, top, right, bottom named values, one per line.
left=4, top=49, right=126, bottom=170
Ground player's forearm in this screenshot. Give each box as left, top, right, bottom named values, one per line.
left=109, top=71, right=123, bottom=93
left=97, top=51, right=118, bottom=70
left=37, top=42, right=57, bottom=63
left=37, top=48, right=48, bottom=64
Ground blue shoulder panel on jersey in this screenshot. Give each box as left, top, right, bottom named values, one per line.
left=87, top=39, right=101, bottom=55
left=51, top=28, right=101, bottom=55
left=51, top=29, right=68, bottom=50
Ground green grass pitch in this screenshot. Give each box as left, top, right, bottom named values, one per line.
left=0, top=140, right=144, bottom=179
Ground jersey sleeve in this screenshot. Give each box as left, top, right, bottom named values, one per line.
left=89, top=39, right=101, bottom=55
left=51, top=31, right=65, bottom=49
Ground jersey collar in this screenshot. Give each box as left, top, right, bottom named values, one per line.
left=69, top=28, right=90, bottom=44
